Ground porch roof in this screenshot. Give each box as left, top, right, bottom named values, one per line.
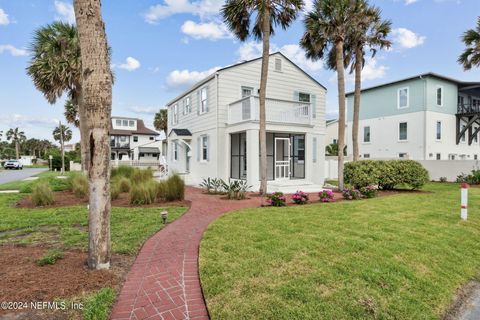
left=138, top=147, right=160, bottom=154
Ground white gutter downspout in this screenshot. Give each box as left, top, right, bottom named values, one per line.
left=215, top=72, right=220, bottom=178
left=420, top=75, right=428, bottom=160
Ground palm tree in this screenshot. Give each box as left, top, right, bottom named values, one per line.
left=64, top=98, right=80, bottom=128
left=349, top=2, right=391, bottom=161
left=300, top=0, right=358, bottom=190
left=153, top=108, right=168, bottom=137
left=222, top=0, right=304, bottom=195
left=6, top=128, right=26, bottom=160
left=53, top=122, right=72, bottom=174
left=26, top=21, right=90, bottom=171
left=326, top=142, right=347, bottom=156
left=459, top=17, right=480, bottom=70
left=74, top=0, right=113, bottom=270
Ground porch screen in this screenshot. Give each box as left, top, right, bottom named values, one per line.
left=231, top=132, right=247, bottom=179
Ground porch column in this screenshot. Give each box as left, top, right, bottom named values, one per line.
left=246, top=129, right=260, bottom=191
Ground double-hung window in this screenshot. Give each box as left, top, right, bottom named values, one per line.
left=436, top=121, right=442, bottom=140
left=201, top=136, right=208, bottom=161
left=298, top=92, right=311, bottom=103
left=173, top=104, right=178, bottom=124
left=173, top=142, right=178, bottom=161
left=363, top=126, right=371, bottom=143
left=200, top=87, right=208, bottom=114
left=184, top=96, right=191, bottom=115
left=398, top=87, right=409, bottom=109
left=399, top=122, right=408, bottom=141
left=436, top=86, right=443, bottom=106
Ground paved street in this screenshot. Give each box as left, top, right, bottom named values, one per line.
left=0, top=168, right=48, bottom=185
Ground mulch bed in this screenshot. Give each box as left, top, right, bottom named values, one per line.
left=14, top=191, right=190, bottom=209
left=0, top=245, right=133, bottom=319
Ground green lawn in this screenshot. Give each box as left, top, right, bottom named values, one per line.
left=0, top=170, right=68, bottom=192
left=200, top=183, right=480, bottom=319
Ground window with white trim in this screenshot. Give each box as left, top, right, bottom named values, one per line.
left=399, top=153, right=408, bottom=158
left=184, top=96, right=191, bottom=115
left=298, top=92, right=311, bottom=103
left=115, top=119, right=121, bottom=126
left=436, top=153, right=441, bottom=160
left=399, top=122, right=408, bottom=141
left=122, top=119, right=128, bottom=126
left=173, top=104, right=178, bottom=124
left=363, top=154, right=370, bottom=158
left=398, top=87, right=409, bottom=109
left=436, top=86, right=443, bottom=106
left=200, top=87, right=208, bottom=114
left=363, top=126, right=371, bottom=143
left=275, top=58, right=282, bottom=72
left=173, top=142, right=178, bottom=161
left=436, top=121, right=442, bottom=140
left=201, top=135, right=208, bottom=161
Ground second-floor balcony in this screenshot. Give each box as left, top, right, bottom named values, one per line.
left=228, top=96, right=312, bottom=126
left=457, top=103, right=480, bottom=116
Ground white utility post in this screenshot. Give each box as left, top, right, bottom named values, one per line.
left=461, top=183, right=469, bottom=221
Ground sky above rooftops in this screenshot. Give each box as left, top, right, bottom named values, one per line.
left=0, top=0, right=479, bottom=142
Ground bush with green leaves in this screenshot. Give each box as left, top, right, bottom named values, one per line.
left=439, top=177, right=448, bottom=183
left=130, top=168, right=154, bottom=185
left=344, top=160, right=429, bottom=190
left=456, top=170, right=480, bottom=185
left=130, top=180, right=157, bottom=205
left=165, top=174, right=185, bottom=201
left=117, top=177, right=131, bottom=193
left=200, top=177, right=224, bottom=194
left=266, top=192, right=286, bottom=207
left=31, top=182, right=55, bottom=206
left=111, top=165, right=135, bottom=179
left=36, top=249, right=63, bottom=266
left=111, top=183, right=121, bottom=200
left=342, top=188, right=362, bottom=200
left=68, top=173, right=89, bottom=198
left=222, top=179, right=251, bottom=200
left=359, top=185, right=377, bottom=198
left=51, top=154, right=70, bottom=171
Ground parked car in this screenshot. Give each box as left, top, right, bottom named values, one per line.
left=4, top=160, right=23, bottom=170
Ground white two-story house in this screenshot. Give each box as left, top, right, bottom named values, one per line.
left=110, top=116, right=162, bottom=162
left=346, top=73, right=480, bottom=160
left=166, top=52, right=327, bottom=192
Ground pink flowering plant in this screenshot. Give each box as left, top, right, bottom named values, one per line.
left=319, top=190, right=335, bottom=202
left=360, top=185, right=377, bottom=198
left=342, top=188, right=362, bottom=200
left=292, top=190, right=309, bottom=205
left=266, top=192, right=286, bottom=207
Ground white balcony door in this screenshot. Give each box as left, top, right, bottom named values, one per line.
left=275, top=138, right=290, bottom=180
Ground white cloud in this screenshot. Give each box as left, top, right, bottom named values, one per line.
left=0, top=45, right=28, bottom=57
left=181, top=20, right=231, bottom=40
left=329, top=58, right=388, bottom=83
left=144, top=0, right=223, bottom=24
left=129, top=106, right=159, bottom=115
left=54, top=0, right=75, bottom=24
left=391, top=28, right=426, bottom=49
left=166, top=67, right=220, bottom=89
left=405, top=0, right=418, bottom=4
left=0, top=8, right=10, bottom=25
left=0, top=114, right=58, bottom=129
left=237, top=42, right=322, bottom=73
left=115, top=57, right=141, bottom=71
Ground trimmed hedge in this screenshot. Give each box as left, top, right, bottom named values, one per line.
left=344, top=160, right=429, bottom=190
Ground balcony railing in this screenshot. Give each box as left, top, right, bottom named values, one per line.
left=228, top=96, right=312, bottom=125
left=110, top=142, right=130, bottom=149
left=457, top=103, right=480, bottom=115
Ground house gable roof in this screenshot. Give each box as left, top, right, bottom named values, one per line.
left=168, top=128, right=192, bottom=137
left=110, top=118, right=159, bottom=136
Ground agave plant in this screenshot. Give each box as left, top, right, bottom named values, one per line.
left=222, top=179, right=252, bottom=200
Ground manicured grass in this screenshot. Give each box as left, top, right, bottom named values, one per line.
left=0, top=171, right=69, bottom=192
left=200, top=183, right=480, bottom=319
left=0, top=192, right=187, bottom=254
left=82, top=288, right=117, bottom=320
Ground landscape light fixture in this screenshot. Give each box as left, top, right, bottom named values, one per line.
left=161, top=210, right=168, bottom=224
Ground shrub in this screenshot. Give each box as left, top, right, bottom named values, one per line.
left=439, top=177, right=448, bottom=183
left=111, top=166, right=134, bottom=179
left=36, top=249, right=63, bottom=266
left=457, top=170, right=480, bottom=185
left=117, top=177, right=131, bottom=193
left=342, top=188, right=361, bottom=200
left=156, top=180, right=168, bottom=201
left=165, top=174, right=185, bottom=201
left=69, top=174, right=89, bottom=198
left=31, top=182, right=55, bottom=206
left=222, top=179, right=251, bottom=200
left=51, top=154, right=70, bottom=171
left=111, top=183, right=121, bottom=200
left=200, top=177, right=224, bottom=194
left=130, top=168, right=154, bottom=185
left=360, top=185, right=378, bottom=198
left=129, top=180, right=157, bottom=205
left=344, top=160, right=429, bottom=190
left=319, top=190, right=335, bottom=202
left=266, top=192, right=286, bottom=207
left=292, top=191, right=309, bottom=204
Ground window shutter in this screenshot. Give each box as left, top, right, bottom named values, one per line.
left=197, top=137, right=200, bottom=161
left=312, top=137, right=317, bottom=163
left=206, top=135, right=210, bottom=161
left=311, top=94, right=317, bottom=119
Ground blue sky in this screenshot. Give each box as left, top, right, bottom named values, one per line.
left=0, top=0, right=479, bottom=143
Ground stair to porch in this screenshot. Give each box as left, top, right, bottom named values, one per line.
left=267, top=180, right=325, bottom=194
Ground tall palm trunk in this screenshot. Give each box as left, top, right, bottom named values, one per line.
left=259, top=4, right=270, bottom=195
left=335, top=40, right=346, bottom=190
left=74, top=0, right=113, bottom=270
left=74, top=84, right=90, bottom=172
left=15, top=141, right=19, bottom=160
left=60, top=121, right=65, bottom=175
left=352, top=47, right=362, bottom=161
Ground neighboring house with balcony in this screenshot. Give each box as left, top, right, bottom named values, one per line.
left=166, top=52, right=327, bottom=192
left=345, top=73, right=480, bottom=160
left=110, top=116, right=162, bottom=162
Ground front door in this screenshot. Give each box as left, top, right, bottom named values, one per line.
left=275, top=138, right=290, bottom=180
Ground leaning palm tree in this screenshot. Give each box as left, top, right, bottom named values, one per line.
left=300, top=0, right=358, bottom=190
left=26, top=21, right=90, bottom=171
left=349, top=2, right=391, bottom=161
left=53, top=122, right=72, bottom=174
left=154, top=108, right=168, bottom=137
left=222, top=0, right=304, bottom=195
left=74, top=0, right=113, bottom=270
left=459, top=17, right=480, bottom=70
left=6, top=128, right=26, bottom=160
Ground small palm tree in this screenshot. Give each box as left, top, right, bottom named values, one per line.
left=64, top=98, right=80, bottom=127
left=154, top=108, right=168, bottom=137
left=53, top=122, right=72, bottom=175
left=222, top=0, right=304, bottom=194
left=349, top=1, right=391, bottom=161
left=300, top=0, right=358, bottom=190
left=459, top=17, right=480, bottom=70
left=6, top=128, right=27, bottom=160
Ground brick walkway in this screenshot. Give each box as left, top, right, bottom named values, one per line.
left=110, top=187, right=263, bottom=320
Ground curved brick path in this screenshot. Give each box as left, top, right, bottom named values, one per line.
left=110, top=187, right=263, bottom=320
